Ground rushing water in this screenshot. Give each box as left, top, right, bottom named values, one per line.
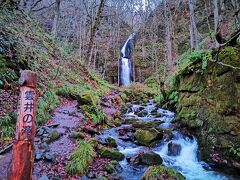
left=119, top=34, right=135, bottom=87
left=120, top=58, right=131, bottom=86
left=97, top=100, right=236, bottom=180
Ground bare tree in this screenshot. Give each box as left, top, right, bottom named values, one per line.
left=163, top=0, right=173, bottom=69
left=188, top=0, right=199, bottom=50
left=86, top=0, right=106, bottom=67
left=52, top=0, right=61, bottom=38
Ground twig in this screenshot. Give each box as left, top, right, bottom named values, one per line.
left=209, top=59, right=240, bottom=70
left=0, top=143, right=13, bottom=155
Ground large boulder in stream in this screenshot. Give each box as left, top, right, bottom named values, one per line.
left=135, top=110, right=148, bottom=117
left=140, top=151, right=163, bottom=165
left=168, top=142, right=182, bottom=156
left=141, top=165, right=185, bottom=180
left=134, top=128, right=163, bottom=146
left=98, top=147, right=124, bottom=161
left=106, top=137, right=118, bottom=148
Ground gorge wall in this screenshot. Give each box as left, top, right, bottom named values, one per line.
left=174, top=45, right=240, bottom=170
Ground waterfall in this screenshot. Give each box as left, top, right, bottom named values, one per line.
left=121, top=58, right=131, bottom=86
left=119, top=34, right=135, bottom=87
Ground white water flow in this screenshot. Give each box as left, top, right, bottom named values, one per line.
left=97, top=100, right=235, bottom=180
left=120, top=34, right=135, bottom=86
left=121, top=58, right=131, bottom=86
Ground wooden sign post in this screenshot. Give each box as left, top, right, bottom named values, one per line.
left=8, top=70, right=37, bottom=180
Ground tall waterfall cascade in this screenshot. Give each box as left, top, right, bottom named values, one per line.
left=119, top=34, right=135, bottom=87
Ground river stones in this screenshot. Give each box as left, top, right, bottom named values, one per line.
left=124, top=118, right=139, bottom=124
left=39, top=142, right=50, bottom=152
left=140, top=151, right=163, bottom=165
left=126, top=155, right=141, bottom=166
left=44, top=152, right=56, bottom=162
left=141, top=165, right=185, bottom=180
left=69, top=131, right=84, bottom=139
left=106, top=137, right=118, bottom=148
left=167, top=142, right=182, bottom=156
left=132, top=120, right=162, bottom=129
left=136, top=110, right=148, bottom=117
left=47, top=130, right=61, bottom=143
left=134, top=128, right=163, bottom=146
left=103, top=160, right=119, bottom=173
left=98, top=147, right=124, bottom=161
left=35, top=151, right=44, bottom=161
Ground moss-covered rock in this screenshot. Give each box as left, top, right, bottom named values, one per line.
left=140, top=151, right=163, bottom=165
left=77, top=90, right=100, bottom=106
left=141, top=165, right=185, bottom=180
left=88, top=138, right=99, bottom=148
left=98, top=147, right=124, bottom=161
left=134, top=128, right=163, bottom=146
left=47, top=130, right=61, bottom=143
left=69, top=131, right=84, bottom=139
left=103, top=160, right=118, bottom=173
left=106, top=137, right=118, bottom=148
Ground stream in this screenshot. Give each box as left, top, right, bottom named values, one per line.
left=97, top=100, right=235, bottom=180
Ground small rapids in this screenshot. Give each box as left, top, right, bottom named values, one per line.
left=97, top=100, right=235, bottom=180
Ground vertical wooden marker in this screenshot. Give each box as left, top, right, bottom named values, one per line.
left=8, top=70, right=37, bottom=180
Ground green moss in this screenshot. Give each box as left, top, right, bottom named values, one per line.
left=66, top=141, right=96, bottom=175
left=175, top=45, right=240, bottom=163
left=134, top=128, right=162, bottom=146
left=119, top=92, right=127, bottom=102
left=78, top=90, right=100, bottom=106
left=99, top=147, right=124, bottom=161
left=87, top=137, right=99, bottom=148
left=141, top=165, right=185, bottom=180
left=106, top=137, right=117, bottom=148
left=69, top=131, right=84, bottom=139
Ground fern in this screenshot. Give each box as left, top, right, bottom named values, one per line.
left=66, top=141, right=96, bottom=175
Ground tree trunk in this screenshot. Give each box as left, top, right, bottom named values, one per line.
left=189, top=0, right=199, bottom=50
left=163, top=0, right=173, bottom=69
left=51, top=0, right=61, bottom=38
left=86, top=0, right=106, bottom=67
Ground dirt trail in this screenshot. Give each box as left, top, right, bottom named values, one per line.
left=33, top=98, right=84, bottom=179
left=0, top=98, right=84, bottom=180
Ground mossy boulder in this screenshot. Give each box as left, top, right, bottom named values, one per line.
left=106, top=137, right=118, bottom=148
left=103, top=160, right=119, bottom=173
left=140, top=151, right=163, bottom=165
left=134, top=128, right=163, bottom=146
left=77, top=90, right=100, bottom=106
left=46, top=130, right=61, bottom=143
left=69, top=131, right=84, bottom=139
left=88, top=138, right=99, bottom=148
left=141, top=165, right=185, bottom=180
left=98, top=147, right=124, bottom=161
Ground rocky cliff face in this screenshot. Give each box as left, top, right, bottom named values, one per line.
left=174, top=45, right=240, bottom=170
